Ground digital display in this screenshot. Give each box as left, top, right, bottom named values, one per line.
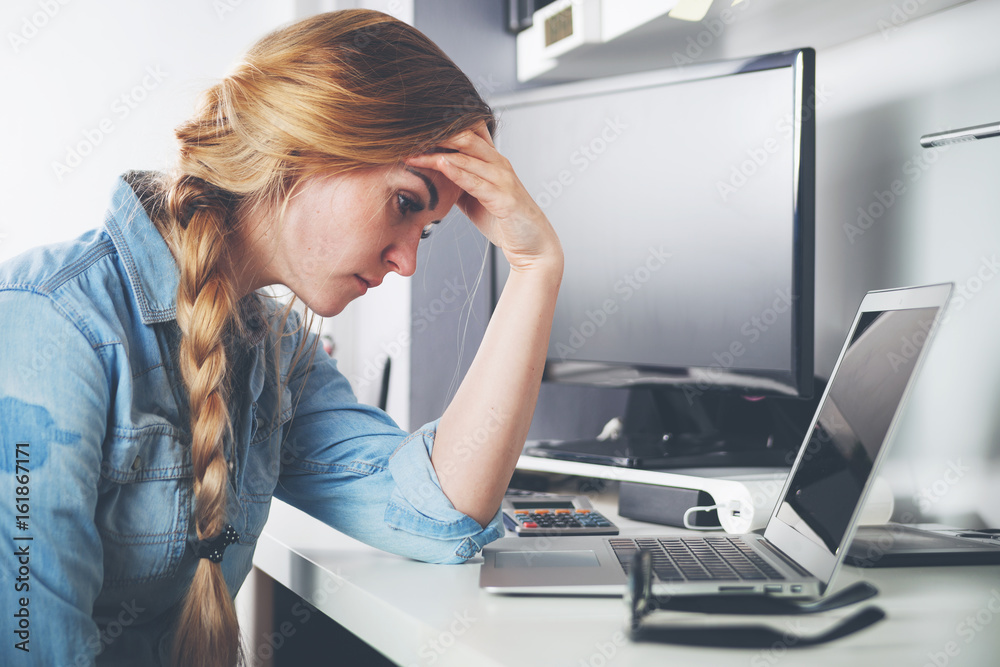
left=544, top=6, right=574, bottom=47
left=776, top=306, right=940, bottom=554
left=510, top=501, right=576, bottom=510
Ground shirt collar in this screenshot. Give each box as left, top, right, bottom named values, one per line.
left=103, top=174, right=180, bottom=325
left=103, top=173, right=270, bottom=348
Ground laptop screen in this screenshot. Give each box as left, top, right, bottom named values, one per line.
left=774, top=305, right=941, bottom=555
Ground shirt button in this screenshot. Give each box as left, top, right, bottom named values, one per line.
left=131, top=455, right=142, bottom=471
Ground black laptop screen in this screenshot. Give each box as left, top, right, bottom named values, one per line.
left=775, top=306, right=940, bottom=554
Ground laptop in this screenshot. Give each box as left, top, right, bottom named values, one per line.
left=481, top=284, right=952, bottom=597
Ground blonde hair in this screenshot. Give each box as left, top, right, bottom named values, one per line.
left=154, top=10, right=494, bottom=666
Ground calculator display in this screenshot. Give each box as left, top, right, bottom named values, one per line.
left=510, top=501, right=576, bottom=510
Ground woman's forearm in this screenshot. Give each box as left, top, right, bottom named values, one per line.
left=432, top=260, right=563, bottom=525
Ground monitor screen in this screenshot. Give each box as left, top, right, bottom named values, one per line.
left=493, top=49, right=815, bottom=397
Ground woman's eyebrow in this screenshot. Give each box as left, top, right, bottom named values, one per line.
left=404, top=167, right=439, bottom=211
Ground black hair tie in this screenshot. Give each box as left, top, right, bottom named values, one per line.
left=194, top=524, right=239, bottom=563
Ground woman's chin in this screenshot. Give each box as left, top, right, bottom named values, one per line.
left=306, top=294, right=356, bottom=318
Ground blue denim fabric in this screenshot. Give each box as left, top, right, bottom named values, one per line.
left=0, top=175, right=503, bottom=666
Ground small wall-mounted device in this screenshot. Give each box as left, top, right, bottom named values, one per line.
left=920, top=121, right=1000, bottom=147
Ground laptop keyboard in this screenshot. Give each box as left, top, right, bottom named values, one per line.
left=609, top=537, right=785, bottom=582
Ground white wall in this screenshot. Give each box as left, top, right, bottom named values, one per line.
left=810, top=0, right=1000, bottom=527
left=0, top=0, right=296, bottom=261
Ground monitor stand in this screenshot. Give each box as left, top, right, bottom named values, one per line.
left=523, top=384, right=820, bottom=470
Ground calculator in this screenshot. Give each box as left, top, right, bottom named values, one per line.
left=501, top=494, right=619, bottom=536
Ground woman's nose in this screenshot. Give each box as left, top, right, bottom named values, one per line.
left=383, top=236, right=418, bottom=277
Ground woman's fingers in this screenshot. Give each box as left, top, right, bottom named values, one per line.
left=406, top=151, right=511, bottom=211
left=406, top=123, right=561, bottom=272
left=432, top=124, right=496, bottom=162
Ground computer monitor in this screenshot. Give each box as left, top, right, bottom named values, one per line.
left=491, top=49, right=815, bottom=467
left=493, top=48, right=815, bottom=400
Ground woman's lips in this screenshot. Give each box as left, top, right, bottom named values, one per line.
left=355, top=275, right=385, bottom=293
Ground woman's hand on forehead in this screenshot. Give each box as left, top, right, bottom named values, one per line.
left=406, top=123, right=562, bottom=274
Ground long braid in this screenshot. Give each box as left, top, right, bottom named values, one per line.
left=146, top=10, right=497, bottom=665
left=165, top=176, right=243, bottom=667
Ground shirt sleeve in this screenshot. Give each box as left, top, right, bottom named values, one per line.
left=272, top=332, right=503, bottom=564
left=0, top=290, right=108, bottom=666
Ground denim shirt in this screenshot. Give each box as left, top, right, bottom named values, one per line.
left=0, top=174, right=503, bottom=666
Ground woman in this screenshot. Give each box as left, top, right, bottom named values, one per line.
left=0, top=10, right=562, bottom=666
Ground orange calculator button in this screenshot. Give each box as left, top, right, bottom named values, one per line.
left=575, top=509, right=591, bottom=514
left=534, top=509, right=550, bottom=514
left=555, top=509, right=571, bottom=514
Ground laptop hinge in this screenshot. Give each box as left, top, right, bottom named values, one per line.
left=758, top=539, right=813, bottom=578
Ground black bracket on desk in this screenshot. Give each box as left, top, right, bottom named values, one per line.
left=625, top=550, right=885, bottom=647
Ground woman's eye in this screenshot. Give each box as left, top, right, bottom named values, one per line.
left=397, top=193, right=422, bottom=215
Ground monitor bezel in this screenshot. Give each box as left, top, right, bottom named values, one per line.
left=491, top=48, right=816, bottom=398
left=763, top=283, right=952, bottom=592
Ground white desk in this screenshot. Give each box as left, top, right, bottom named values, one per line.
left=253, top=497, right=1000, bottom=667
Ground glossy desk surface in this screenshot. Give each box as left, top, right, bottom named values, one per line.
left=254, top=498, right=1000, bottom=667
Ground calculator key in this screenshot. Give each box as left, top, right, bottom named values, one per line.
left=575, top=509, right=591, bottom=514
left=523, top=522, right=538, bottom=528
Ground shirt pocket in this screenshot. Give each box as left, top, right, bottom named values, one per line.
left=239, top=399, right=290, bottom=544
left=96, top=423, right=190, bottom=588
